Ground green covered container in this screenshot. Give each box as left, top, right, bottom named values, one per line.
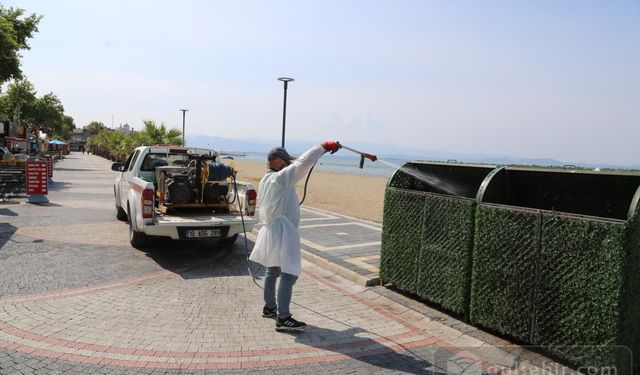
left=470, top=167, right=640, bottom=372
left=381, top=161, right=496, bottom=315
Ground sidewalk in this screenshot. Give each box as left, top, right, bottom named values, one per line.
left=0, top=152, right=575, bottom=374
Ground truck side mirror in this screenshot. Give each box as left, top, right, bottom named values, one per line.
left=111, top=162, right=124, bottom=172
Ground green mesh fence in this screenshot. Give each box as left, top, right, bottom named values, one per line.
left=470, top=204, right=541, bottom=343
left=470, top=206, right=640, bottom=371
left=381, top=162, right=495, bottom=315
left=382, top=162, right=640, bottom=372
left=620, top=212, right=640, bottom=374
left=535, top=214, right=627, bottom=368
left=416, top=194, right=476, bottom=314
left=380, top=188, right=425, bottom=292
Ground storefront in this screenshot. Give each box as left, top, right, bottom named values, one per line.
left=3, top=136, right=32, bottom=154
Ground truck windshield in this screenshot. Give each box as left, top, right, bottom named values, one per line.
left=140, top=153, right=189, bottom=171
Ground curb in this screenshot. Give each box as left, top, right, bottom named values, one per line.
left=300, top=250, right=380, bottom=287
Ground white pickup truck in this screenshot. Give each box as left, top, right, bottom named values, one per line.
left=112, top=145, right=256, bottom=247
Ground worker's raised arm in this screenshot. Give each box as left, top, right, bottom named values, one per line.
left=274, top=141, right=341, bottom=188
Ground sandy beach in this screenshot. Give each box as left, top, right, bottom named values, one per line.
left=231, top=159, right=388, bottom=223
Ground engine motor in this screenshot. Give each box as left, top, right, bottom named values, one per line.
left=165, top=172, right=194, bottom=204
left=156, top=156, right=234, bottom=207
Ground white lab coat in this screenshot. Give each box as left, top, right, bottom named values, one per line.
left=249, top=145, right=326, bottom=276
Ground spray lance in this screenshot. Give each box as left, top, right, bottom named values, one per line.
left=299, top=142, right=378, bottom=206
left=335, top=142, right=378, bottom=168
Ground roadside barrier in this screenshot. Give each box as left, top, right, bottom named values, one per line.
left=381, top=162, right=640, bottom=372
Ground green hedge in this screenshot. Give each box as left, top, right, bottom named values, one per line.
left=416, top=194, right=475, bottom=314
left=535, top=214, right=626, bottom=368
left=380, top=188, right=425, bottom=293
left=469, top=205, right=639, bottom=371
left=381, top=188, right=477, bottom=315
left=381, top=164, right=640, bottom=372
left=470, top=205, right=540, bottom=342
left=620, top=212, right=640, bottom=374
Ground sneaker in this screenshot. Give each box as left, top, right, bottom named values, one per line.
left=275, top=316, right=306, bottom=332
left=262, top=306, right=277, bottom=318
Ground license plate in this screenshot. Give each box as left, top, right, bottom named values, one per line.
left=186, top=229, right=221, bottom=238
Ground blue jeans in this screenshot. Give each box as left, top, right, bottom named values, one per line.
left=264, top=266, right=298, bottom=319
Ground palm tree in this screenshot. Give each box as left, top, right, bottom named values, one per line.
left=86, top=120, right=183, bottom=162
left=140, top=120, right=183, bottom=146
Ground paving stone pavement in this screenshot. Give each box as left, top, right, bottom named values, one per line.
left=0, top=153, right=576, bottom=374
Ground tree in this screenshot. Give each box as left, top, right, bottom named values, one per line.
left=0, top=5, right=42, bottom=84
left=139, top=120, right=183, bottom=145
left=85, top=121, right=107, bottom=135
left=87, top=129, right=129, bottom=162
left=58, top=114, right=75, bottom=139
left=0, top=78, right=36, bottom=125
left=87, top=120, right=184, bottom=162
left=27, top=92, right=64, bottom=132
left=0, top=80, right=73, bottom=140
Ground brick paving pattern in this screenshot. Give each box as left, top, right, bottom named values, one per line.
left=0, top=153, right=575, bottom=374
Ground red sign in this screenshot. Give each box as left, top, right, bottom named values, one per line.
left=45, top=155, right=53, bottom=178
left=26, top=159, right=48, bottom=195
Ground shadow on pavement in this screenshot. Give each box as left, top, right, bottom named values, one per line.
left=52, top=168, right=96, bottom=172
left=0, top=223, right=17, bottom=251
left=292, top=325, right=443, bottom=374
left=47, top=181, right=74, bottom=192
left=136, top=236, right=256, bottom=280
left=0, top=208, right=18, bottom=216
left=0, top=223, right=44, bottom=250
left=25, top=202, right=62, bottom=207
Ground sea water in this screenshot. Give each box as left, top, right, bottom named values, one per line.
left=238, top=152, right=408, bottom=178
left=237, top=152, right=463, bottom=195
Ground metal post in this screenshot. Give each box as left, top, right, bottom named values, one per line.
left=277, top=77, right=294, bottom=148
left=179, top=109, right=188, bottom=146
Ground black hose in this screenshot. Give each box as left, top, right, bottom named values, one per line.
left=232, top=174, right=263, bottom=283
left=299, top=150, right=329, bottom=206
left=299, top=163, right=316, bottom=206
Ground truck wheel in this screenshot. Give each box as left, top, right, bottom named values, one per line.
left=219, top=234, right=239, bottom=244
left=128, top=212, right=149, bottom=248
left=115, top=187, right=127, bottom=221
left=116, top=205, right=127, bottom=221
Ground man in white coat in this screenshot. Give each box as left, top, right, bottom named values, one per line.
left=249, top=141, right=341, bottom=331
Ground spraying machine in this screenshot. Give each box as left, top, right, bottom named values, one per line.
left=156, top=154, right=236, bottom=212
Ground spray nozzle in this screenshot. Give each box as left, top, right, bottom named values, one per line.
left=336, top=142, right=377, bottom=169
left=362, top=152, right=377, bottom=162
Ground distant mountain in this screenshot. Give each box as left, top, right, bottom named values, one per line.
left=186, top=136, right=276, bottom=154
left=186, top=134, right=639, bottom=170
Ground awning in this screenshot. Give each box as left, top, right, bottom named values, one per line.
left=3, top=136, right=30, bottom=142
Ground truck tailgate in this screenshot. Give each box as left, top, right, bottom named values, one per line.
left=154, top=213, right=253, bottom=227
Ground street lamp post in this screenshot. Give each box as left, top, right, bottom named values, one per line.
left=179, top=109, right=188, bottom=146
left=277, top=77, right=294, bottom=148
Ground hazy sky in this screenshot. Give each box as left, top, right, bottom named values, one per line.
left=4, top=0, right=639, bottom=165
